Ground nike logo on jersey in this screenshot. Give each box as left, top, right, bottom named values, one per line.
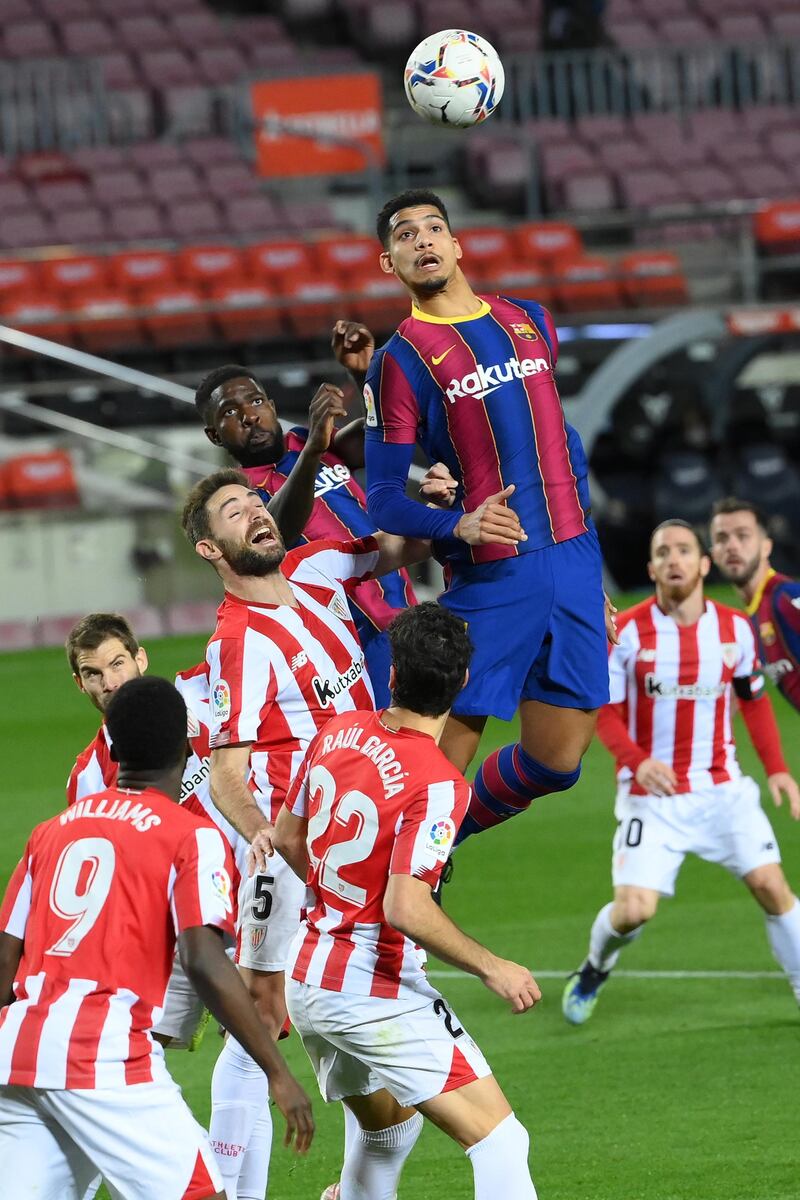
left=314, top=462, right=351, bottom=499
left=446, top=357, right=549, bottom=402
left=431, top=346, right=456, bottom=366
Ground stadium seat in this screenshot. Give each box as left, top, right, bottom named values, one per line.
left=0, top=211, right=54, bottom=250
left=40, top=256, right=109, bottom=296
left=194, top=45, right=249, bottom=85
left=224, top=195, right=284, bottom=238
left=753, top=201, right=800, bottom=255
left=4, top=19, right=59, bottom=57
left=128, top=141, right=186, bottom=171
left=0, top=258, right=40, bottom=300
left=0, top=179, right=33, bottom=213
left=182, top=135, right=244, bottom=167
left=315, top=236, right=380, bottom=284
left=95, top=50, right=142, bottom=89
left=164, top=198, right=225, bottom=241
left=492, top=266, right=553, bottom=307
left=2, top=295, right=70, bottom=342
left=730, top=443, right=800, bottom=527
left=653, top=449, right=725, bottom=526
left=202, top=161, right=261, bottom=202
left=147, top=164, right=202, bottom=205
left=110, top=250, right=178, bottom=292
left=107, top=201, right=167, bottom=243
left=246, top=240, right=316, bottom=285
left=619, top=252, right=689, bottom=307
left=72, top=291, right=145, bottom=351
left=617, top=167, right=688, bottom=209
left=140, top=283, right=212, bottom=346
left=450, top=227, right=516, bottom=287
left=346, top=270, right=409, bottom=333
left=281, top=276, right=344, bottom=339
left=732, top=161, right=794, bottom=202
left=562, top=171, right=617, bottom=213
left=115, top=13, right=172, bottom=51
left=515, top=222, right=583, bottom=267
left=91, top=168, right=148, bottom=206
left=62, top=16, right=118, bottom=54
left=34, top=177, right=93, bottom=214
left=71, top=145, right=127, bottom=173
left=210, top=281, right=284, bottom=343
left=179, top=245, right=244, bottom=288
left=138, top=48, right=197, bottom=88
left=552, top=256, right=623, bottom=313
left=52, top=206, right=110, bottom=246
left=4, top=450, right=80, bottom=509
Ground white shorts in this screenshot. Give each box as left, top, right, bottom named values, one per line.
left=237, top=850, right=305, bottom=972
left=286, top=976, right=492, bottom=1108
left=0, top=1076, right=223, bottom=1200
left=152, top=951, right=207, bottom=1050
left=612, top=775, right=781, bottom=896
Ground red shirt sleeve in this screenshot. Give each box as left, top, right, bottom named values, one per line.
left=171, top=825, right=236, bottom=938
left=0, top=850, right=33, bottom=940
left=596, top=703, right=649, bottom=774
left=738, top=694, right=788, bottom=776
left=389, top=779, right=469, bottom=890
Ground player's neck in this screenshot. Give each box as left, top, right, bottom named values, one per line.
left=116, top=765, right=182, bottom=801
left=221, top=571, right=296, bottom=606
left=411, top=270, right=483, bottom=319
left=739, top=562, right=771, bottom=606
left=380, top=706, right=449, bottom=743
left=655, top=586, right=705, bottom=625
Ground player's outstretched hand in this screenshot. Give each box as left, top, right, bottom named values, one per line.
left=306, top=383, right=348, bottom=455
left=453, top=484, right=527, bottom=546
left=331, top=319, right=375, bottom=376
left=420, top=461, right=458, bottom=508
left=634, top=757, right=678, bottom=796
left=767, top=772, right=800, bottom=820
left=271, top=1068, right=315, bottom=1154
left=247, top=824, right=276, bottom=875
left=604, top=591, right=619, bottom=645
left=481, top=957, right=541, bottom=1014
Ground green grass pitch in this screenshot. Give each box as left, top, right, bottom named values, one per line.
left=1, top=595, right=798, bottom=1200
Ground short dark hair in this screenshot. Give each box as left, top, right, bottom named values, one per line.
left=376, top=189, right=451, bottom=248
left=181, top=467, right=249, bottom=546
left=388, top=602, right=472, bottom=717
left=66, top=612, right=140, bottom=676
left=710, top=496, right=769, bottom=532
left=106, top=677, right=187, bottom=771
left=195, top=365, right=261, bottom=426
left=650, top=518, right=707, bottom=555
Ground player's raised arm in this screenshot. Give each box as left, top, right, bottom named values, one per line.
left=384, top=874, right=540, bottom=1014
left=178, top=926, right=314, bottom=1153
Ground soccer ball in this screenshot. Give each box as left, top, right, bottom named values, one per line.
left=404, top=29, right=504, bottom=128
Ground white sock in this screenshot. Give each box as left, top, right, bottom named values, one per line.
left=209, top=1037, right=270, bottom=1194
left=766, top=897, right=800, bottom=1003
left=588, top=902, right=643, bottom=972
left=466, top=1113, right=537, bottom=1200
left=339, top=1112, right=423, bottom=1200
left=237, top=1101, right=273, bottom=1199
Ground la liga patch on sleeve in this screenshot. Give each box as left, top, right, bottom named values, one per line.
left=211, top=679, right=231, bottom=722
left=425, top=817, right=456, bottom=862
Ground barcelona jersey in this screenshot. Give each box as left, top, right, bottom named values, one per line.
left=747, top=568, right=800, bottom=713
left=363, top=295, right=592, bottom=567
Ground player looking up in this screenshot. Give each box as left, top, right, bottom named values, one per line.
left=275, top=602, right=541, bottom=1200
left=562, top=521, right=800, bottom=1025
left=181, top=467, right=429, bottom=1198
left=0, top=676, right=313, bottom=1200
left=194, top=335, right=417, bottom=708
left=363, top=188, right=613, bottom=844
left=710, top=497, right=800, bottom=713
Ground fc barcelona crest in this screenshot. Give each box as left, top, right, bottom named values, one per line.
left=760, top=621, right=776, bottom=646
left=510, top=321, right=537, bottom=341
left=250, top=927, right=266, bottom=952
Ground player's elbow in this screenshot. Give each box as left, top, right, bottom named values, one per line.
left=178, top=927, right=222, bottom=993
left=383, top=880, right=425, bottom=938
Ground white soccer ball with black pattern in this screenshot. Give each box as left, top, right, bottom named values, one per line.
left=404, top=29, right=505, bottom=128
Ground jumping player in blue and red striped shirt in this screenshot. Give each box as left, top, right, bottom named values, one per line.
left=364, top=189, right=614, bottom=842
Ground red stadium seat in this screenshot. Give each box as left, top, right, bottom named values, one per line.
left=245, top=240, right=315, bottom=285
left=280, top=276, right=344, bottom=339
left=4, top=451, right=80, bottom=509
left=0, top=620, right=36, bottom=650
left=515, top=222, right=583, bottom=267
left=453, top=226, right=516, bottom=287
left=619, top=251, right=689, bottom=308
left=210, top=281, right=284, bottom=343
left=347, top=270, right=409, bottom=334
left=72, top=291, right=145, bottom=351
left=552, top=256, right=622, bottom=313
left=140, top=284, right=212, bottom=346
left=1, top=294, right=71, bottom=344
left=110, top=251, right=178, bottom=293
left=0, top=259, right=40, bottom=301
left=179, top=245, right=245, bottom=288
left=314, top=236, right=378, bottom=283
left=754, top=201, right=800, bottom=256
left=40, top=256, right=109, bottom=296
left=492, top=266, right=553, bottom=307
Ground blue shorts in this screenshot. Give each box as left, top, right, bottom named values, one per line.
left=440, top=526, right=609, bottom=721
left=355, top=619, right=392, bottom=709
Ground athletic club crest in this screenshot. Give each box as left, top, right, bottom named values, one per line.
left=721, top=643, right=738, bottom=669
left=250, top=927, right=266, bottom=952
left=510, top=321, right=537, bottom=341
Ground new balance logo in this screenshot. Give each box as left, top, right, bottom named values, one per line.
left=290, top=651, right=308, bottom=672
left=446, top=357, right=549, bottom=402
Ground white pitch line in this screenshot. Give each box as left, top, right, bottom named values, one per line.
left=425, top=969, right=784, bottom=981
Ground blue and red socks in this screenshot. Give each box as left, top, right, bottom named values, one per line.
left=455, top=744, right=580, bottom=845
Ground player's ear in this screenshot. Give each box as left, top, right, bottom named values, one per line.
left=647, top=560, right=656, bottom=583
left=135, top=646, right=148, bottom=675
left=700, top=554, right=711, bottom=579
left=461, top=666, right=469, bottom=691
left=195, top=538, right=222, bottom=563
left=764, top=534, right=773, bottom=560
left=388, top=664, right=396, bottom=697
left=452, top=236, right=463, bottom=261
left=204, top=425, right=222, bottom=448
left=379, top=250, right=395, bottom=276
left=72, top=672, right=85, bottom=695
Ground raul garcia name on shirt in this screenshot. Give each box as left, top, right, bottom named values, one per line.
left=319, top=722, right=409, bottom=800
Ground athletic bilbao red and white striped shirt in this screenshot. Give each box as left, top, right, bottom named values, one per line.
left=0, top=788, right=234, bottom=1089
left=207, top=539, right=378, bottom=822
left=66, top=725, right=114, bottom=807
left=286, top=711, right=470, bottom=999
left=607, top=597, right=759, bottom=794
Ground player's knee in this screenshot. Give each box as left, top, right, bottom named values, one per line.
left=744, top=866, right=793, bottom=915
left=614, top=890, right=657, bottom=930
left=517, top=746, right=582, bottom=795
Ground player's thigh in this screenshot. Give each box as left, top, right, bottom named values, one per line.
left=611, top=791, right=686, bottom=898
left=291, top=981, right=492, bottom=1109
left=440, top=558, right=552, bottom=723
left=418, top=1075, right=512, bottom=1150
left=343, top=1088, right=416, bottom=1132
left=237, top=850, right=305, bottom=974
left=41, top=1077, right=224, bottom=1200
left=702, top=776, right=782, bottom=881
left=439, top=712, right=487, bottom=774
left=522, top=527, right=609, bottom=713
left=519, top=699, right=597, bottom=771
left=286, top=979, right=380, bottom=1103
left=0, top=1085, right=96, bottom=1200
left=153, top=950, right=207, bottom=1050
